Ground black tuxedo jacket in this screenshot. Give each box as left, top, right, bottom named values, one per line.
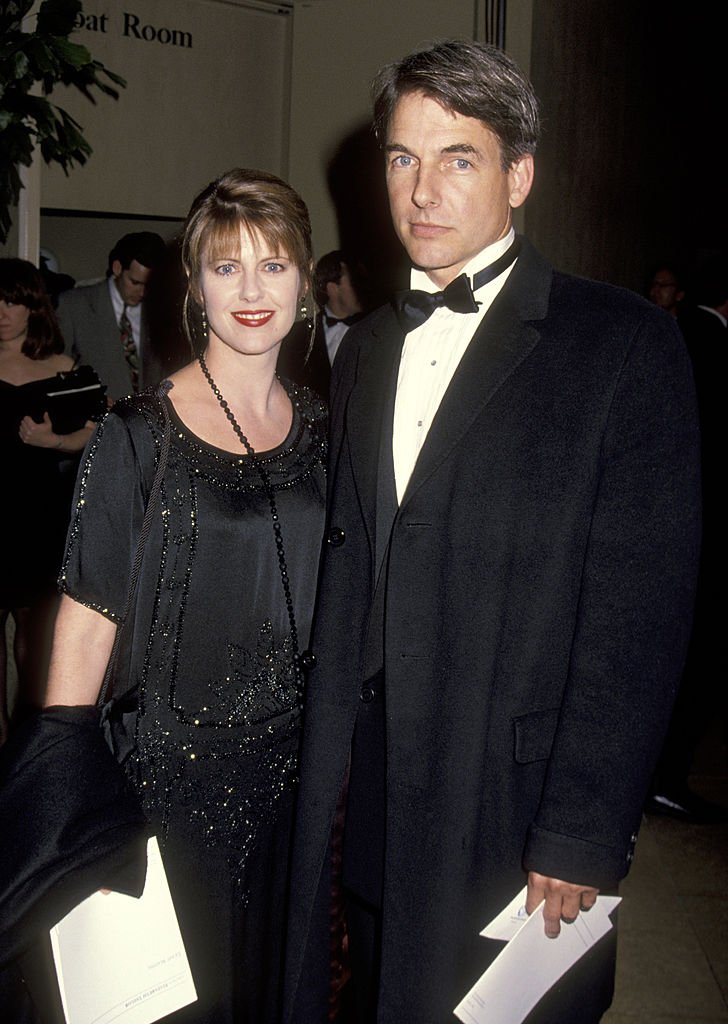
left=276, top=317, right=331, bottom=403
left=285, top=238, right=701, bottom=1022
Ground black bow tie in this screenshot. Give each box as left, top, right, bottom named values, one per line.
left=324, top=312, right=362, bottom=329
left=393, top=237, right=521, bottom=333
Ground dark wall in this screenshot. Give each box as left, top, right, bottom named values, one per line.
left=526, top=2, right=726, bottom=294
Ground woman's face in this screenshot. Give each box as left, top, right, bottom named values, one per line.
left=198, top=227, right=302, bottom=360
left=0, top=299, right=30, bottom=346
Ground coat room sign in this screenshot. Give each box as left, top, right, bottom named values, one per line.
left=41, top=0, right=292, bottom=218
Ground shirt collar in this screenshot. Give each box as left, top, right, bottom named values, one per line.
left=108, top=275, right=124, bottom=320
left=698, top=304, right=727, bottom=328
left=109, top=276, right=142, bottom=328
left=409, top=228, right=516, bottom=295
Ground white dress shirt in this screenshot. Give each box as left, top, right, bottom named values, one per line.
left=393, top=230, right=518, bottom=502
left=322, top=307, right=350, bottom=365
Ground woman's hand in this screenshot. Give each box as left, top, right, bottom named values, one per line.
left=19, top=411, right=60, bottom=449
left=19, top=413, right=94, bottom=453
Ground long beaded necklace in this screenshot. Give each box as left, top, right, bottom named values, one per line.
left=197, top=348, right=302, bottom=691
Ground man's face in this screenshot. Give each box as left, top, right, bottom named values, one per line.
left=649, top=270, right=683, bottom=316
left=385, top=91, right=533, bottom=288
left=112, top=258, right=152, bottom=306
left=327, top=263, right=362, bottom=317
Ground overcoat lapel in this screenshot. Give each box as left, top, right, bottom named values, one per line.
left=402, top=241, right=552, bottom=507
left=343, top=316, right=405, bottom=560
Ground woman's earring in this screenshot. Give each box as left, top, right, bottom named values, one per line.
left=298, top=295, right=309, bottom=322
left=200, top=306, right=209, bottom=341
left=305, top=311, right=317, bottom=364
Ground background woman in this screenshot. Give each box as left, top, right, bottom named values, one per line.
left=34, top=168, right=326, bottom=1023
left=0, top=259, right=96, bottom=743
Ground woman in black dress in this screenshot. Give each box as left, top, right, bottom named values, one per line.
left=0, top=259, right=96, bottom=743
left=42, top=169, right=326, bottom=1022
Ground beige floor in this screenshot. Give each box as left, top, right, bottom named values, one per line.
left=604, top=715, right=728, bottom=1024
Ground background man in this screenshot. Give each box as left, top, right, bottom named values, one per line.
left=57, top=231, right=167, bottom=400
left=646, top=256, right=727, bottom=823
left=315, top=250, right=364, bottom=363
left=648, top=264, right=684, bottom=318
left=282, top=250, right=365, bottom=400
left=285, top=40, right=700, bottom=1024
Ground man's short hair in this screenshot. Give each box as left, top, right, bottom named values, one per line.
left=108, top=231, right=167, bottom=274
left=314, top=250, right=347, bottom=308
left=372, top=39, right=540, bottom=170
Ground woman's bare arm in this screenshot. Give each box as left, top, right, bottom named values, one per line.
left=19, top=413, right=94, bottom=453
left=44, top=594, right=118, bottom=706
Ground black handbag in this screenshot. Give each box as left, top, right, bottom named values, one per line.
left=21, top=364, right=108, bottom=434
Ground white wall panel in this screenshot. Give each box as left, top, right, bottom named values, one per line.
left=41, top=0, right=291, bottom=218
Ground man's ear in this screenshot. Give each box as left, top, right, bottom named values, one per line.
left=111, top=258, right=123, bottom=279
left=508, top=154, right=534, bottom=210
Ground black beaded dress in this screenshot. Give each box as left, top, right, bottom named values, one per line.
left=59, top=383, right=327, bottom=1024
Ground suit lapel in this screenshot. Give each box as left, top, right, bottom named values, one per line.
left=402, top=239, right=553, bottom=506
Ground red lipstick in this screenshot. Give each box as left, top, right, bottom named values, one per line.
left=232, top=310, right=274, bottom=327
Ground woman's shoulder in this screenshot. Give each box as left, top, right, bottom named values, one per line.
left=0, top=351, right=73, bottom=386
left=286, top=379, right=327, bottom=424
left=102, top=383, right=172, bottom=450
left=44, top=353, right=75, bottom=375
left=111, top=381, right=171, bottom=420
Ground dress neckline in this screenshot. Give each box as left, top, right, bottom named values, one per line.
left=0, top=371, right=65, bottom=389
left=162, top=390, right=298, bottom=462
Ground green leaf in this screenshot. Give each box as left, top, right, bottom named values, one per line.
left=51, top=36, right=91, bottom=70
left=25, top=37, right=60, bottom=77
left=0, top=0, right=124, bottom=244
left=0, top=1, right=35, bottom=37
left=12, top=50, right=29, bottom=79
left=36, top=0, right=82, bottom=38
left=97, top=63, right=126, bottom=90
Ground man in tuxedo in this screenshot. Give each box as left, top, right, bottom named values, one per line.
left=285, top=40, right=701, bottom=1024
left=57, top=232, right=167, bottom=400
left=284, top=250, right=365, bottom=401
left=316, top=251, right=364, bottom=363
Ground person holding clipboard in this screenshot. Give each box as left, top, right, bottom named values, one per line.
left=0, top=258, right=105, bottom=741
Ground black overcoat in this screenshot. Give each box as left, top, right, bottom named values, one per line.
left=285, top=239, right=701, bottom=1022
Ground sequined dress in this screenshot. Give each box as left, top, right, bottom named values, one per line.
left=59, top=384, right=327, bottom=1024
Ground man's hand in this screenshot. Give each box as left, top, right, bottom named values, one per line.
left=526, top=871, right=599, bottom=938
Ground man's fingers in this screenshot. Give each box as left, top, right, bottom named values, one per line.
left=526, top=871, right=601, bottom=938
left=558, top=889, right=583, bottom=924
left=542, top=891, right=563, bottom=938
left=580, top=890, right=598, bottom=912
